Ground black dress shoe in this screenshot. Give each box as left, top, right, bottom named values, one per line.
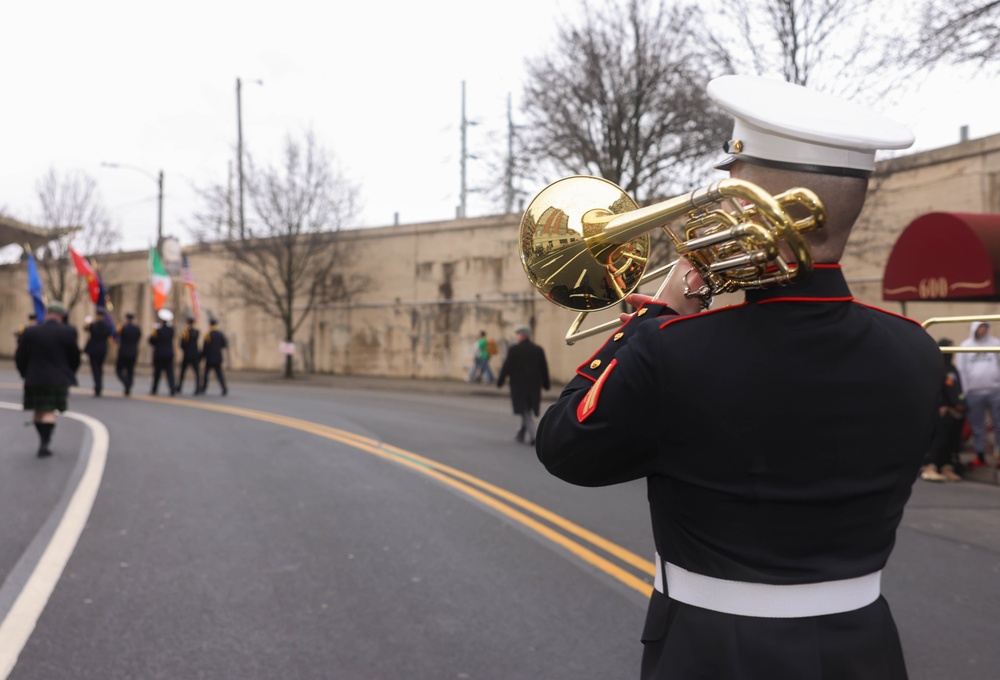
left=37, top=444, right=52, bottom=458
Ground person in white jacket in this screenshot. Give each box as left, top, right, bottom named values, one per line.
left=956, top=321, right=1000, bottom=466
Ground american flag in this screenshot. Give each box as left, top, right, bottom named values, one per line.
left=181, top=253, right=201, bottom=323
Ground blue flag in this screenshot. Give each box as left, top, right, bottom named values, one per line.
left=26, top=253, right=45, bottom=321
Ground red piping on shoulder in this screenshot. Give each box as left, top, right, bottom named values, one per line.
left=853, top=301, right=926, bottom=328
left=658, top=302, right=747, bottom=330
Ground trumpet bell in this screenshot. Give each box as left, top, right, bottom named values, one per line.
left=519, top=176, right=647, bottom=312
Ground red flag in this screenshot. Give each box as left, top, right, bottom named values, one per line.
left=69, top=246, right=101, bottom=304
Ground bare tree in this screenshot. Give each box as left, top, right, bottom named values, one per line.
left=700, top=0, right=917, bottom=101
left=34, top=167, right=121, bottom=315
left=914, top=0, right=1000, bottom=69
left=194, top=131, right=362, bottom=378
left=518, top=0, right=732, bottom=205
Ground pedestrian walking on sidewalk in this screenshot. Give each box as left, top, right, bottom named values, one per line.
left=956, top=321, right=1000, bottom=468
left=497, top=325, right=549, bottom=445
left=922, top=338, right=967, bottom=482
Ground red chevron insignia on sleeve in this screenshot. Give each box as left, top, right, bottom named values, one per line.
left=577, top=358, right=617, bottom=423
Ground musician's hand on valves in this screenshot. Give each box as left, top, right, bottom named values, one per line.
left=618, top=257, right=710, bottom=323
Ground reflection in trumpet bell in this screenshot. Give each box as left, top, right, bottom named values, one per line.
left=520, top=176, right=647, bottom=312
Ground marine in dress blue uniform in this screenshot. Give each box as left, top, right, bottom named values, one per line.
left=535, top=76, right=942, bottom=680
left=116, top=312, right=141, bottom=396
left=200, top=318, right=228, bottom=396
left=148, top=308, right=177, bottom=396
left=177, top=314, right=202, bottom=395
left=83, top=306, right=112, bottom=396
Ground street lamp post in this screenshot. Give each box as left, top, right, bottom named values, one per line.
left=236, top=77, right=263, bottom=240
left=101, top=162, right=164, bottom=247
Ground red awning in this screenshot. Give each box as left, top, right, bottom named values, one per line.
left=883, top=212, right=1000, bottom=301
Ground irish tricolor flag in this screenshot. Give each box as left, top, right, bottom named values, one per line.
left=148, top=247, right=172, bottom=311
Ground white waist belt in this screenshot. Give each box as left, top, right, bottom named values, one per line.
left=653, top=553, right=881, bottom=618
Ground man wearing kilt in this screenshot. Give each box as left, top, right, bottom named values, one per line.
left=14, top=300, right=81, bottom=458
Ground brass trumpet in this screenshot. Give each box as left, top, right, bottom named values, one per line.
left=519, top=176, right=826, bottom=344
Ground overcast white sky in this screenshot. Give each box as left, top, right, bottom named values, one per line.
left=2, top=0, right=999, bottom=253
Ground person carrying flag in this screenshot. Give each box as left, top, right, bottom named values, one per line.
left=116, top=312, right=141, bottom=396
left=177, top=314, right=202, bottom=395
left=83, top=306, right=113, bottom=397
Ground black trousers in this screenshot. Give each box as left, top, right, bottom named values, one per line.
left=178, top=358, right=201, bottom=393
left=929, top=414, right=965, bottom=468
left=116, top=357, right=136, bottom=394
left=151, top=357, right=176, bottom=395
left=639, top=590, right=907, bottom=679
left=202, top=363, right=227, bottom=394
left=88, top=353, right=106, bottom=395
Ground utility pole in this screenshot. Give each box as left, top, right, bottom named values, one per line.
left=459, top=80, right=468, bottom=219
left=157, top=170, right=164, bottom=248
left=505, top=92, right=514, bottom=215
left=236, top=77, right=245, bottom=240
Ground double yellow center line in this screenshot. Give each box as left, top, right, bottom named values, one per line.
left=157, top=396, right=656, bottom=596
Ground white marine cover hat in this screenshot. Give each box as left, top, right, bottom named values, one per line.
left=708, top=75, right=915, bottom=178
left=158, top=308, right=174, bottom=322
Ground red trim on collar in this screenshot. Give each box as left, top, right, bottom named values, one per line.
left=813, top=263, right=842, bottom=269
left=756, top=295, right=855, bottom=304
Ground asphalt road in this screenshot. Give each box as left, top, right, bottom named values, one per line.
left=0, top=369, right=998, bottom=680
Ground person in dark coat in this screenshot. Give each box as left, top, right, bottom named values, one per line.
left=14, top=300, right=81, bottom=457
left=200, top=317, right=228, bottom=396
left=535, top=76, right=940, bottom=680
left=177, top=314, right=202, bottom=395
left=921, top=338, right=967, bottom=481
left=83, top=306, right=112, bottom=396
left=496, top=325, right=550, bottom=445
left=116, top=312, right=141, bottom=396
left=148, top=308, right=177, bottom=396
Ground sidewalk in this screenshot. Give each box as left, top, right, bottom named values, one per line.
left=957, top=452, right=1000, bottom=485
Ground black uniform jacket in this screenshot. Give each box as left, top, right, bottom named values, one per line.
left=535, top=265, right=942, bottom=679
left=148, top=325, right=175, bottom=360
left=202, top=329, right=227, bottom=366
left=84, top=318, right=112, bottom=357
left=180, top=327, right=201, bottom=362
left=117, top=322, right=141, bottom=360
left=497, top=340, right=550, bottom=415
left=15, top=319, right=81, bottom=387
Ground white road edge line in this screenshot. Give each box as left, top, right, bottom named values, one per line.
left=0, top=405, right=109, bottom=679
